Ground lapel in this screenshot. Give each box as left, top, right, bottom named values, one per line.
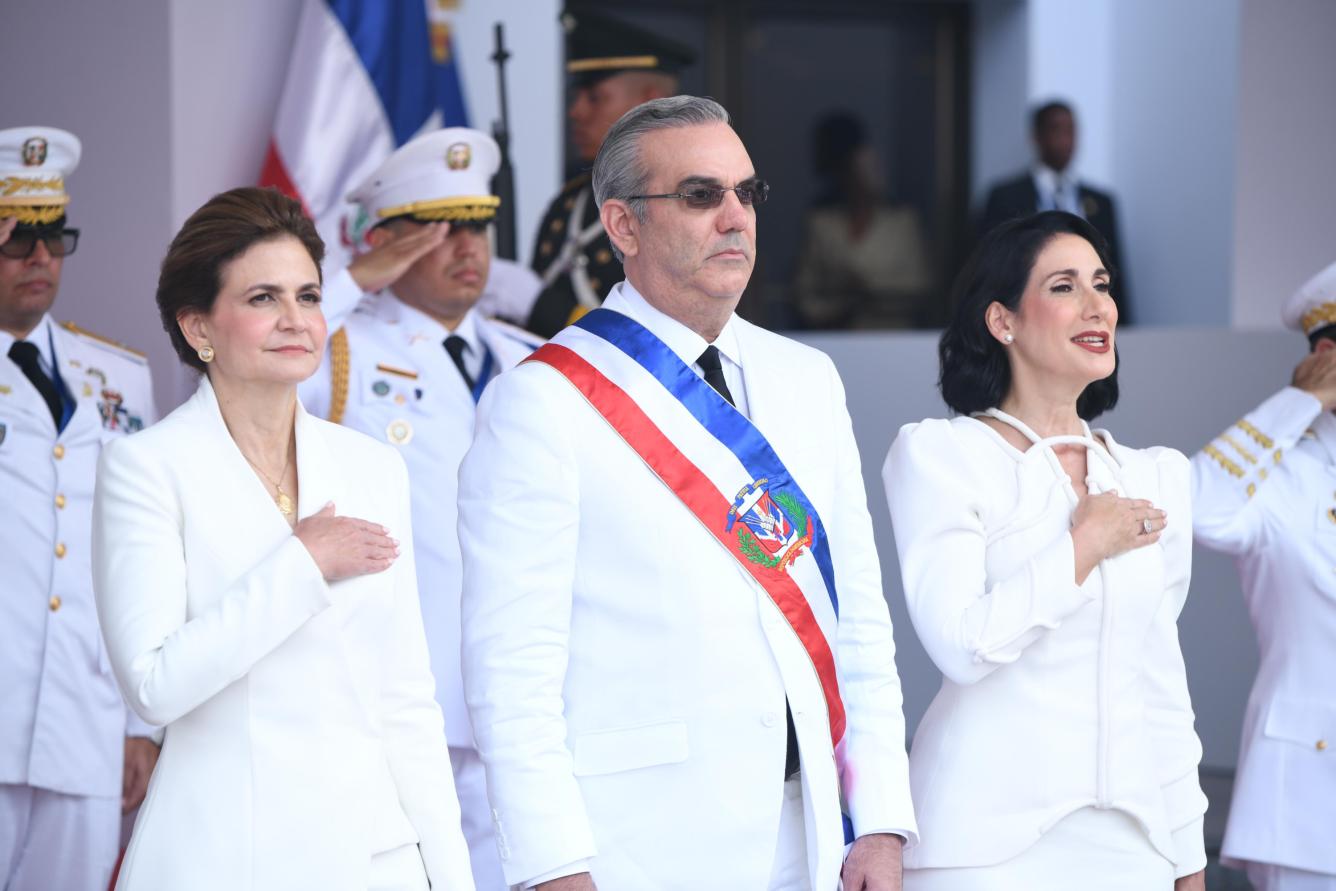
left=292, top=397, right=343, bottom=520
left=731, top=317, right=778, bottom=430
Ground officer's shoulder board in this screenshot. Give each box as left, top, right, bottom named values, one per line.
left=485, top=316, right=545, bottom=351
left=60, top=321, right=149, bottom=367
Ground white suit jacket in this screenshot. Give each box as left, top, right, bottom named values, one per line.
left=884, top=416, right=1207, bottom=877
left=0, top=315, right=156, bottom=799
left=1192, top=386, right=1336, bottom=875
left=92, top=378, right=474, bottom=891
left=458, top=284, right=916, bottom=889
left=302, top=272, right=541, bottom=746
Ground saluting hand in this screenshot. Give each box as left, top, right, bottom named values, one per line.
left=294, top=502, right=399, bottom=581
left=1293, top=345, right=1336, bottom=411
left=0, top=217, right=16, bottom=247
left=347, top=221, right=450, bottom=293
left=1070, top=492, right=1166, bottom=583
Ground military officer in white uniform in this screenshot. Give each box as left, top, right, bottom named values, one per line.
left=301, top=126, right=541, bottom=891
left=1192, top=260, right=1336, bottom=891
left=0, top=127, right=159, bottom=891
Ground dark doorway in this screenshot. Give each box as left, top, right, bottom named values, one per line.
left=566, top=0, right=972, bottom=330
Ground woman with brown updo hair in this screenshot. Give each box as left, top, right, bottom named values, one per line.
left=92, top=187, right=475, bottom=891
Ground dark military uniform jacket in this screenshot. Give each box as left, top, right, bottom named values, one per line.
left=526, top=173, right=623, bottom=338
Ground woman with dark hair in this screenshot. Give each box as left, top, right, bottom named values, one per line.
left=91, top=187, right=474, bottom=890
left=883, top=211, right=1206, bottom=889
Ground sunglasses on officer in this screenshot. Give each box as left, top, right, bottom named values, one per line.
left=626, top=177, right=769, bottom=210
left=0, top=227, right=80, bottom=260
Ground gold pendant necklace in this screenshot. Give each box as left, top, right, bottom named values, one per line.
left=243, top=448, right=295, bottom=517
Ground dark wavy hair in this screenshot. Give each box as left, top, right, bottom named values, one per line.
left=156, top=187, right=324, bottom=373
left=939, top=211, right=1119, bottom=420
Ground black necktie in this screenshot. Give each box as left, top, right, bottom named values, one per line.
left=9, top=340, right=64, bottom=429
left=444, top=335, right=475, bottom=391
left=695, top=345, right=735, bottom=406
left=696, top=345, right=801, bottom=779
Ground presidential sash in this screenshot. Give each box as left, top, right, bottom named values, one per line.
left=525, top=308, right=847, bottom=752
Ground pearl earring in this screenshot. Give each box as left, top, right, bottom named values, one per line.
left=1003, top=334, right=1014, bottom=344
left=198, top=345, right=215, bottom=363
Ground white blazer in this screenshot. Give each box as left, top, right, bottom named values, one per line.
left=1192, top=386, right=1336, bottom=875
left=92, top=378, right=474, bottom=891
left=458, top=285, right=916, bottom=889
left=884, top=413, right=1207, bottom=877
left=301, top=275, right=541, bottom=746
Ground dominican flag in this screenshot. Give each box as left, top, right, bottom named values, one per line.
left=259, top=0, right=470, bottom=273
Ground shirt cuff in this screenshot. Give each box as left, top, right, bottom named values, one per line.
left=523, top=860, right=592, bottom=888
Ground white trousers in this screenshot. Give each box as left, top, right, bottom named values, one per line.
left=0, top=783, right=119, bottom=891
left=368, top=843, right=430, bottom=891
left=767, top=777, right=810, bottom=891
left=1245, top=862, right=1336, bottom=891
left=904, top=807, right=1174, bottom=891
left=451, top=745, right=507, bottom=890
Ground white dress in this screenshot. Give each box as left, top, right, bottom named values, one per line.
left=883, top=409, right=1207, bottom=889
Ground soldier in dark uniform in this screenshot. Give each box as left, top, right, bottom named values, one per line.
left=526, top=9, right=695, bottom=338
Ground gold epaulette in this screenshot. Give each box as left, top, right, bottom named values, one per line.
left=328, top=327, right=350, bottom=425
left=60, top=321, right=147, bottom=361
left=1219, top=433, right=1259, bottom=465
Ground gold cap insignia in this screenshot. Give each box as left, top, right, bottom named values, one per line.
left=446, top=142, right=471, bottom=171
left=21, top=137, right=47, bottom=167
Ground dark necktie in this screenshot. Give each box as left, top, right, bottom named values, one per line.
left=444, top=335, right=476, bottom=391
left=696, top=345, right=801, bottom=780
left=9, top=340, right=64, bottom=429
left=695, top=345, right=734, bottom=405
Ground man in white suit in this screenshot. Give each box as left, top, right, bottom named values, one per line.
left=301, top=127, right=541, bottom=890
left=1193, top=261, right=1336, bottom=891
left=458, top=96, right=916, bottom=890
left=0, top=126, right=159, bottom=891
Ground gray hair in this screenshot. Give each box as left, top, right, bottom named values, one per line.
left=592, top=95, right=731, bottom=261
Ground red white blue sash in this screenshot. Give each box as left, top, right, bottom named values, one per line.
left=525, top=308, right=847, bottom=753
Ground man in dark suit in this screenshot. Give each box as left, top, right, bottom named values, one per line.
left=979, top=100, right=1131, bottom=321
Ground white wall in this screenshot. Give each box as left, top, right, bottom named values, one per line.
left=1027, top=0, right=1115, bottom=189
left=0, top=0, right=179, bottom=412
left=970, top=0, right=1030, bottom=204
left=1111, top=0, right=1241, bottom=327
left=1232, top=0, right=1336, bottom=329
left=453, top=0, right=562, bottom=268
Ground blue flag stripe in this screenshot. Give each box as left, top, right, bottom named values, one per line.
left=326, top=0, right=439, bottom=145
left=574, top=309, right=839, bottom=613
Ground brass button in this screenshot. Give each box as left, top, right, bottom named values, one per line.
left=549, top=218, right=565, bottom=233
left=49, top=595, right=61, bottom=611
left=54, top=542, right=67, bottom=559
left=53, top=444, right=65, bottom=459
left=55, top=493, right=66, bottom=509
left=1318, top=740, right=1329, bottom=752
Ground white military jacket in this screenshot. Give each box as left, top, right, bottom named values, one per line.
left=1192, top=386, right=1336, bottom=875
left=0, top=314, right=156, bottom=798
left=884, top=413, right=1208, bottom=877
left=301, top=269, right=541, bottom=746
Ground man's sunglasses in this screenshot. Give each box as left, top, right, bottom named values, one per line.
left=626, top=178, right=769, bottom=210
left=0, top=228, right=80, bottom=260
